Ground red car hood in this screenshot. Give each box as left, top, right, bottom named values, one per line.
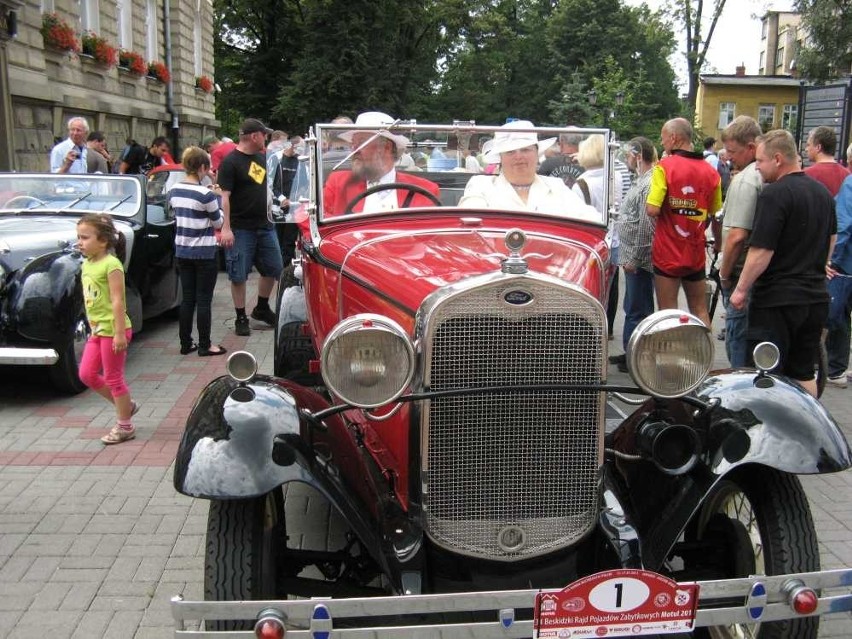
left=318, top=218, right=608, bottom=315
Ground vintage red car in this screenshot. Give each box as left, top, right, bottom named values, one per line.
left=171, top=121, right=852, bottom=637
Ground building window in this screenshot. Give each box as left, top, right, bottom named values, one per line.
left=81, top=0, right=100, bottom=33
left=146, top=0, right=158, bottom=61
left=718, top=102, right=736, bottom=129
left=194, top=0, right=203, bottom=77
left=775, top=47, right=784, bottom=68
left=41, top=0, right=55, bottom=12
left=117, top=0, right=132, bottom=49
left=782, top=104, right=798, bottom=132
left=758, top=105, right=776, bottom=131
left=759, top=51, right=765, bottom=74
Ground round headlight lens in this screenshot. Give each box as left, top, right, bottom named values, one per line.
left=626, top=310, right=713, bottom=398
left=321, top=315, right=414, bottom=408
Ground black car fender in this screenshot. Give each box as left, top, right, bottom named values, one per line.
left=7, top=250, right=83, bottom=344
left=607, top=370, right=851, bottom=570
left=173, top=375, right=397, bottom=580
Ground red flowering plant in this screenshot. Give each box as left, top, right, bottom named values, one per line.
left=195, top=75, right=214, bottom=93
left=81, top=31, right=118, bottom=67
left=119, top=49, right=147, bottom=76
left=40, top=12, right=80, bottom=54
left=147, top=60, right=171, bottom=83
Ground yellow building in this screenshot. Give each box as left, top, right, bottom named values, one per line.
left=695, top=73, right=802, bottom=143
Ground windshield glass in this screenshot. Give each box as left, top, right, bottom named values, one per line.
left=314, top=122, right=614, bottom=226
left=0, top=174, right=142, bottom=217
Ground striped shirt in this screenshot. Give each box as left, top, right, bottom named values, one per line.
left=616, top=169, right=655, bottom=272
left=169, top=183, right=224, bottom=260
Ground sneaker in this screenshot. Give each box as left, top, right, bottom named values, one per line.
left=827, top=375, right=848, bottom=389
left=235, top=316, right=251, bottom=336
left=608, top=354, right=626, bottom=365
left=101, top=425, right=135, bottom=445
left=251, top=306, right=277, bottom=326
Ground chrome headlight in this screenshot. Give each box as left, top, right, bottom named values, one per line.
left=626, top=310, right=713, bottom=398
left=320, top=314, right=415, bottom=408
left=0, top=260, right=7, bottom=297
left=227, top=350, right=258, bottom=383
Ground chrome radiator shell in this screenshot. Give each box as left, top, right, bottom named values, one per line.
left=417, top=273, right=607, bottom=561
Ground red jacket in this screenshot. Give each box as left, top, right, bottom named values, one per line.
left=323, top=170, right=440, bottom=216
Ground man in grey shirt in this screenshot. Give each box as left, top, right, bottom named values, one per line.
left=718, top=116, right=764, bottom=368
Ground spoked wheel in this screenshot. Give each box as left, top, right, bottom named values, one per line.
left=684, top=467, right=819, bottom=639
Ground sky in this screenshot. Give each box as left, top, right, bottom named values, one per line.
left=624, top=0, right=797, bottom=88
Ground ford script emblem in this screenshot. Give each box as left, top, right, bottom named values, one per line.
left=504, top=289, right=533, bottom=305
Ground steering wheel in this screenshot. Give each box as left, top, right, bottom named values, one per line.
left=2, top=195, right=47, bottom=209
left=342, top=182, right=441, bottom=215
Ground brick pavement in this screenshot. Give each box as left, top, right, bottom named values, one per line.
left=0, top=273, right=851, bottom=637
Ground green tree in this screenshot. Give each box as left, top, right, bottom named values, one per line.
left=794, top=0, right=852, bottom=82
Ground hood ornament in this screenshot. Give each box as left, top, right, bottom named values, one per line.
left=501, top=228, right=528, bottom=274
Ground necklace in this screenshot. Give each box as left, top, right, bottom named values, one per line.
left=510, top=182, right=533, bottom=191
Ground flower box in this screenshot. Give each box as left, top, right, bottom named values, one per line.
left=119, top=49, right=147, bottom=76
left=147, top=60, right=170, bottom=84
left=195, top=75, right=214, bottom=93
left=80, top=31, right=117, bottom=68
left=41, top=12, right=80, bottom=54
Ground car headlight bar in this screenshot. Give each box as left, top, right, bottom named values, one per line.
left=320, top=314, right=415, bottom=408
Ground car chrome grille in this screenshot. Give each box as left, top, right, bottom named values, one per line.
left=422, top=278, right=605, bottom=560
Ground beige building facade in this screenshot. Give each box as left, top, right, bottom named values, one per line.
left=695, top=73, right=802, bottom=143
left=0, top=0, right=218, bottom=171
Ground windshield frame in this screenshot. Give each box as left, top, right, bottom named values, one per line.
left=0, top=174, right=143, bottom=218
left=310, top=122, right=617, bottom=239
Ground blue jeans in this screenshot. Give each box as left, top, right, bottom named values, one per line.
left=826, top=274, right=852, bottom=377
left=622, top=267, right=655, bottom=350
left=225, top=227, right=283, bottom=283
left=722, top=286, right=752, bottom=368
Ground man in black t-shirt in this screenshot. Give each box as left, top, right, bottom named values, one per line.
left=538, top=131, right=585, bottom=188
left=218, top=118, right=283, bottom=336
left=730, top=130, right=837, bottom=397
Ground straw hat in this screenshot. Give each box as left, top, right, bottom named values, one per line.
left=483, top=120, right=556, bottom=164
left=338, top=111, right=410, bottom=151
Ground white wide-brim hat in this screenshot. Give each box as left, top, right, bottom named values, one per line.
left=338, top=111, right=410, bottom=152
left=483, top=120, right=556, bottom=164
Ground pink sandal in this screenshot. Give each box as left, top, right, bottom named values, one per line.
left=101, top=425, right=136, bottom=445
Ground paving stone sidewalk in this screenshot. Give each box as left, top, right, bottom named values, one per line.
left=0, top=274, right=851, bottom=637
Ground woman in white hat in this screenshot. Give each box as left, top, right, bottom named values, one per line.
left=458, top=121, right=599, bottom=220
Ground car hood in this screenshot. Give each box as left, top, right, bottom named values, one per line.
left=320, top=223, right=608, bottom=317
left=0, top=216, right=134, bottom=273
left=0, top=216, right=81, bottom=272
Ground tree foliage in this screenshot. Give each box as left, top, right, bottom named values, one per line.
left=212, top=0, right=684, bottom=138
left=794, top=0, right=852, bottom=83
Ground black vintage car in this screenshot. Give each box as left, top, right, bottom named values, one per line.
left=0, top=173, right=179, bottom=393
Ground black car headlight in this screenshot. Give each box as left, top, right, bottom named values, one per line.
left=320, top=314, right=415, bottom=408
left=626, top=310, right=713, bottom=398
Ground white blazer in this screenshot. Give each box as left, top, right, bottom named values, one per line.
left=459, top=174, right=600, bottom=222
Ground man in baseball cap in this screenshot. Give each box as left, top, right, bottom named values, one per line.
left=239, top=118, right=273, bottom=136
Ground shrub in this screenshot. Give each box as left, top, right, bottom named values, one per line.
left=40, top=12, right=80, bottom=54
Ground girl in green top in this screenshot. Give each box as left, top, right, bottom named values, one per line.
left=77, top=214, right=138, bottom=444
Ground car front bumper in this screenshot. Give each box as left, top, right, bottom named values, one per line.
left=0, top=346, right=59, bottom=365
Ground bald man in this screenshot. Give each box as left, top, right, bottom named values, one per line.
left=646, top=117, right=722, bottom=328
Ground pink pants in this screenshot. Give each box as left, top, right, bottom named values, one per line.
left=78, top=330, right=133, bottom=398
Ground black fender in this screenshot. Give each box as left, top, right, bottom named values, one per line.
left=173, top=374, right=407, bottom=590
left=607, top=370, right=851, bottom=570
left=7, top=250, right=83, bottom=344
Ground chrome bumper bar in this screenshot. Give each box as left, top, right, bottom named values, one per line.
left=0, top=347, right=59, bottom=365
left=171, top=568, right=852, bottom=637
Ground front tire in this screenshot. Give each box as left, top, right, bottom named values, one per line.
left=48, top=305, right=89, bottom=394
left=686, top=466, right=819, bottom=639
left=204, top=490, right=285, bottom=630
